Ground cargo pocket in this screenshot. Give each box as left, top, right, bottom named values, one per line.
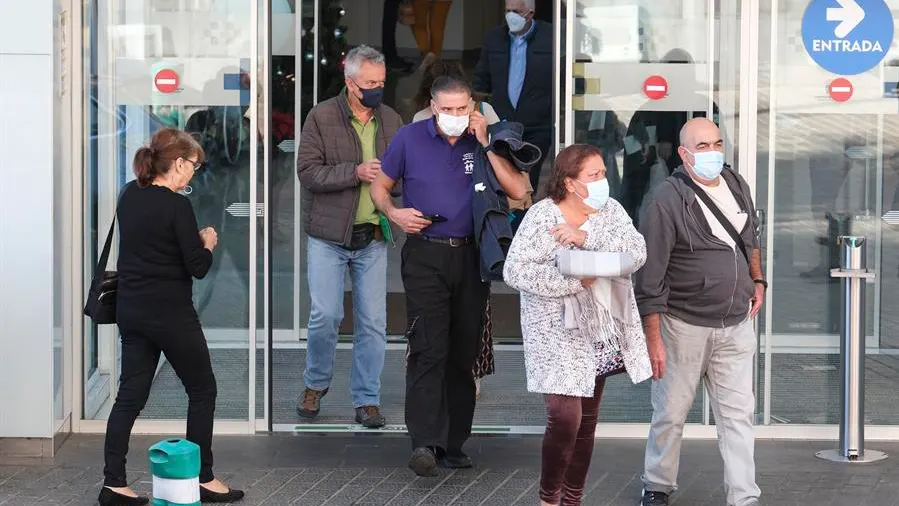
left=404, top=315, right=421, bottom=369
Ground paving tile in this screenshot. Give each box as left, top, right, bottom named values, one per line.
left=1, top=436, right=899, bottom=506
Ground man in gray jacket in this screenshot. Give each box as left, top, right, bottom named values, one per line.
left=635, top=118, right=765, bottom=506
left=296, top=45, right=404, bottom=428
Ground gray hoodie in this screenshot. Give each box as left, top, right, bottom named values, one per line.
left=634, top=166, right=759, bottom=329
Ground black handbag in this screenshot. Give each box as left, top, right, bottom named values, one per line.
left=83, top=216, right=118, bottom=324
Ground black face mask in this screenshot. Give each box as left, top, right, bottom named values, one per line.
left=356, top=85, right=384, bottom=109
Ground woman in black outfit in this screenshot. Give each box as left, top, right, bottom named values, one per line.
left=99, top=128, right=244, bottom=506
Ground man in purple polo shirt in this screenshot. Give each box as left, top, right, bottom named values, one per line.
left=372, top=76, right=528, bottom=477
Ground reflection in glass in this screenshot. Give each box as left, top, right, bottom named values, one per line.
left=758, top=1, right=899, bottom=426
left=568, top=0, right=734, bottom=424
left=83, top=0, right=254, bottom=421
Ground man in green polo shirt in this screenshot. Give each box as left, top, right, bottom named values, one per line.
left=296, top=45, right=405, bottom=428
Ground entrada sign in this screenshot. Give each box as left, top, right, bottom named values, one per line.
left=802, top=0, right=894, bottom=76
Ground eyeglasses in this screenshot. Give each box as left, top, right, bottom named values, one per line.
left=183, top=158, right=205, bottom=172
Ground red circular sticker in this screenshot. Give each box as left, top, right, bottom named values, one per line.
left=828, top=77, right=853, bottom=103
left=154, top=69, right=180, bottom=94
left=643, top=75, right=668, bottom=100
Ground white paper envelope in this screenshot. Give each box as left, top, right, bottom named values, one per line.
left=555, top=249, right=636, bottom=278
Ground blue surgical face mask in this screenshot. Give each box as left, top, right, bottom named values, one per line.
left=576, top=178, right=610, bottom=210
left=686, top=149, right=725, bottom=180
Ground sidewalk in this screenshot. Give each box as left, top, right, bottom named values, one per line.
left=1, top=434, right=898, bottom=505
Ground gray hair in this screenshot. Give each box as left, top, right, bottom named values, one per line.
left=344, top=45, right=385, bottom=79
left=510, top=0, right=535, bottom=10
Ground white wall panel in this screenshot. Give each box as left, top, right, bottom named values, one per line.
left=0, top=0, right=55, bottom=437
left=0, top=0, right=51, bottom=55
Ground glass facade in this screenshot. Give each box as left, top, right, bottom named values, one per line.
left=56, top=0, right=899, bottom=434
left=757, top=0, right=899, bottom=426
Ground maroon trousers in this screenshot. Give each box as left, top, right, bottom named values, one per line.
left=539, top=376, right=606, bottom=506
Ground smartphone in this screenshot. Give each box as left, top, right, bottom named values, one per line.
left=421, top=214, right=447, bottom=223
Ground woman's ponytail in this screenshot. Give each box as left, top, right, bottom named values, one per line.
left=133, top=146, right=157, bottom=187
left=132, top=128, right=204, bottom=187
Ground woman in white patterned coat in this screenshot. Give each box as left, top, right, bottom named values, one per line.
left=503, top=144, right=652, bottom=506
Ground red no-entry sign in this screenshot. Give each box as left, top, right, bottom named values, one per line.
left=643, top=75, right=668, bottom=100
left=828, top=77, right=853, bottom=102
left=154, top=69, right=180, bottom=94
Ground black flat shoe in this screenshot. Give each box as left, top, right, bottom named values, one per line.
left=200, top=486, right=245, bottom=503
left=97, top=487, right=149, bottom=506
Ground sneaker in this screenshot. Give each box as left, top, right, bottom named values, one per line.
left=296, top=387, right=328, bottom=418
left=641, top=490, right=669, bottom=506
left=408, top=447, right=439, bottom=477
left=354, top=406, right=386, bottom=428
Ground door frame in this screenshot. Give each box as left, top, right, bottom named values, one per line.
left=71, top=0, right=264, bottom=435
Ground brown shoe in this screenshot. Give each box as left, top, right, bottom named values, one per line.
left=297, top=387, right=328, bottom=418
left=354, top=405, right=386, bottom=428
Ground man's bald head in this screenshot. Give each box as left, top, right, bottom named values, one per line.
left=677, top=117, right=724, bottom=182
left=679, top=117, right=721, bottom=149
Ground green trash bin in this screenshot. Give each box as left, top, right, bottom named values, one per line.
left=148, top=438, right=201, bottom=506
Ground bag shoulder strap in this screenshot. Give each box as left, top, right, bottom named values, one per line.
left=95, top=217, right=116, bottom=278
left=674, top=171, right=750, bottom=266
left=93, top=182, right=133, bottom=280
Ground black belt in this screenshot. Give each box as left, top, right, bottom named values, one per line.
left=414, top=235, right=474, bottom=247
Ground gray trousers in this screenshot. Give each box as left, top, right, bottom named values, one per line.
left=643, top=315, right=761, bottom=506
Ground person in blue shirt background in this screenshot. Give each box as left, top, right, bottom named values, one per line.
left=475, top=0, right=554, bottom=193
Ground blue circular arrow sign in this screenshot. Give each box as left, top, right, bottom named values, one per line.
left=802, top=0, right=894, bottom=75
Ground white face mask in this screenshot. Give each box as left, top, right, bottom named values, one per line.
left=436, top=112, right=469, bottom=137
left=506, top=11, right=528, bottom=33
left=575, top=178, right=610, bottom=210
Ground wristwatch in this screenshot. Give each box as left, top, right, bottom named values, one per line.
left=753, top=279, right=768, bottom=290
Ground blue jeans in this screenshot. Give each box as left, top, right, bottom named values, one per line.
left=304, top=235, right=387, bottom=408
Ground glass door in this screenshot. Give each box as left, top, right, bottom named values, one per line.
left=270, top=0, right=551, bottom=432
left=756, top=0, right=899, bottom=427
left=82, top=0, right=261, bottom=429
left=561, top=0, right=743, bottom=424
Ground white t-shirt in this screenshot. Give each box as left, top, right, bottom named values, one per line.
left=694, top=177, right=747, bottom=249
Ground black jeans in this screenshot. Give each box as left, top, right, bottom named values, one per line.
left=103, top=316, right=218, bottom=487
left=401, top=236, right=489, bottom=451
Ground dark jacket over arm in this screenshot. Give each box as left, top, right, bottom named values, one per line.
left=471, top=122, right=527, bottom=281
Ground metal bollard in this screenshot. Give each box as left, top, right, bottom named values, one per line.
left=816, top=236, right=888, bottom=463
